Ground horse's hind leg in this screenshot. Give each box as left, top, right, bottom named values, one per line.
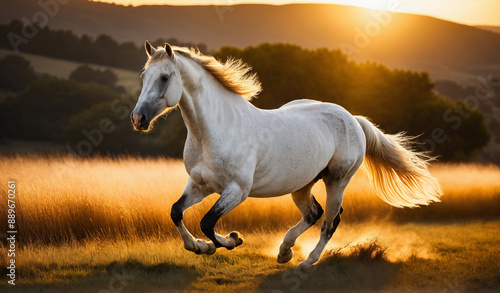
left=298, top=160, right=362, bottom=268
left=171, top=179, right=216, bottom=255
left=277, top=182, right=323, bottom=263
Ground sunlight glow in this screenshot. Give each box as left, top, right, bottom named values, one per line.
left=338, top=0, right=393, bottom=11
left=92, top=0, right=500, bottom=26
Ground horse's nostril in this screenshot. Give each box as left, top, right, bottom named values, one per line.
left=132, top=113, right=147, bottom=125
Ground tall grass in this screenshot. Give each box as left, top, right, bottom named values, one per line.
left=0, top=155, right=499, bottom=245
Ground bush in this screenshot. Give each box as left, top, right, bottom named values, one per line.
left=0, top=55, right=36, bottom=92
left=69, top=65, right=118, bottom=89
left=0, top=77, right=120, bottom=141
left=214, top=44, right=490, bottom=161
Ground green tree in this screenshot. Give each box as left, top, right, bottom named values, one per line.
left=214, top=43, right=490, bottom=161
left=0, top=21, right=209, bottom=71
left=64, top=102, right=187, bottom=157
left=0, top=55, right=36, bottom=92
left=69, top=65, right=118, bottom=89
left=0, top=41, right=490, bottom=160
left=0, top=77, right=120, bottom=141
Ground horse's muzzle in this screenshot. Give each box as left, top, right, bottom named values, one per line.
left=131, top=113, right=150, bottom=131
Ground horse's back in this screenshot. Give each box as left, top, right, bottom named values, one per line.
left=278, top=100, right=364, bottom=144
left=279, top=99, right=351, bottom=120
left=249, top=100, right=366, bottom=197
left=279, top=99, right=323, bottom=109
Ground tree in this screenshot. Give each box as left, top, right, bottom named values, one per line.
left=0, top=77, right=120, bottom=142
left=0, top=21, right=209, bottom=71
left=0, top=40, right=490, bottom=161
left=69, top=65, right=118, bottom=89
left=64, top=102, right=187, bottom=157
left=0, top=55, right=36, bottom=92
left=150, top=38, right=209, bottom=54
left=214, top=43, right=490, bottom=161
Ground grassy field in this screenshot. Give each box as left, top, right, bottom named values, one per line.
left=0, top=49, right=141, bottom=94
left=1, top=155, right=500, bottom=292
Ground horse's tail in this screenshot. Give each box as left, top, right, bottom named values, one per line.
left=355, top=116, right=442, bottom=208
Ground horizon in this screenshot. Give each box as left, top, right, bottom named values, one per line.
left=91, top=0, right=500, bottom=26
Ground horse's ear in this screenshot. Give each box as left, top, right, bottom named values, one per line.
left=164, top=43, right=173, bottom=57
left=145, top=40, right=155, bottom=58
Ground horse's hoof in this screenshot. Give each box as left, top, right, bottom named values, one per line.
left=297, top=260, right=312, bottom=269
left=193, top=245, right=203, bottom=254
left=277, top=249, right=293, bottom=264
left=184, top=242, right=196, bottom=252
left=228, top=231, right=243, bottom=249
left=206, top=242, right=217, bottom=255
left=195, top=239, right=212, bottom=254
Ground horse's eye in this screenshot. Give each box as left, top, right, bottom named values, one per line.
left=161, top=75, right=169, bottom=81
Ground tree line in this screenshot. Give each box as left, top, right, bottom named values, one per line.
left=0, top=20, right=208, bottom=71
left=215, top=44, right=490, bottom=160
left=0, top=25, right=491, bottom=161
left=0, top=56, right=186, bottom=157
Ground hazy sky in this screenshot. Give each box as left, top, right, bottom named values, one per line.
left=95, top=0, right=500, bottom=26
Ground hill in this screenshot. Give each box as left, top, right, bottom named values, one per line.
left=476, top=25, right=500, bottom=34
left=0, top=49, right=140, bottom=93
left=1, top=1, right=500, bottom=85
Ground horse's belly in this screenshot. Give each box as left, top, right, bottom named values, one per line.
left=248, top=163, right=325, bottom=197
left=248, top=136, right=333, bottom=197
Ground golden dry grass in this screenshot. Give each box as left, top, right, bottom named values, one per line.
left=2, top=221, right=499, bottom=292
left=0, top=155, right=499, bottom=291
left=0, top=155, right=499, bottom=244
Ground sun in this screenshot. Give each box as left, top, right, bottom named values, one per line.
left=352, top=0, right=393, bottom=11
left=321, top=0, right=395, bottom=11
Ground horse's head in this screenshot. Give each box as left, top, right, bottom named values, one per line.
left=131, top=41, right=183, bottom=131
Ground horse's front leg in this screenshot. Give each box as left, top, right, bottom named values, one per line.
left=170, top=179, right=216, bottom=255
left=200, top=182, right=247, bottom=250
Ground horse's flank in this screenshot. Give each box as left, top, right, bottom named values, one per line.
left=145, top=46, right=262, bottom=101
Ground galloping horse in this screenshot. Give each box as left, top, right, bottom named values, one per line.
left=131, top=42, right=442, bottom=267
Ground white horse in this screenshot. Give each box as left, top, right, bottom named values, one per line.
left=131, top=42, right=442, bottom=267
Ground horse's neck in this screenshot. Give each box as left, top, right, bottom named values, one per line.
left=177, top=58, right=252, bottom=144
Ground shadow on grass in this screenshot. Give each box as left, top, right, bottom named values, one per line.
left=258, top=241, right=400, bottom=293
left=101, top=260, right=199, bottom=291
left=4, top=260, right=199, bottom=293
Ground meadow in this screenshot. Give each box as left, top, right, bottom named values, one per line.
left=1, top=155, right=499, bottom=292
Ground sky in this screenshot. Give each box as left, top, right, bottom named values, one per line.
left=95, top=0, right=500, bottom=26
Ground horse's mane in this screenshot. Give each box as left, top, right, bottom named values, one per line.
left=146, top=46, right=262, bottom=101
